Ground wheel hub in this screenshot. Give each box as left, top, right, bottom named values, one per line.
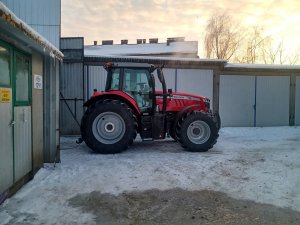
left=92, top=112, right=126, bottom=144
left=187, top=121, right=211, bottom=144
left=105, top=122, right=115, bottom=133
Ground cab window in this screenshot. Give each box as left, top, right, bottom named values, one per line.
left=122, top=68, right=152, bottom=110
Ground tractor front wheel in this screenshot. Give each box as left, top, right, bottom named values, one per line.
left=176, top=111, right=219, bottom=152
left=81, top=100, right=136, bottom=154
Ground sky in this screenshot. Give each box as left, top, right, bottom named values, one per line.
left=61, top=0, right=300, bottom=58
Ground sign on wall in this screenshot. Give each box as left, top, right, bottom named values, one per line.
left=34, top=74, right=43, bottom=89
left=0, top=89, right=11, bottom=103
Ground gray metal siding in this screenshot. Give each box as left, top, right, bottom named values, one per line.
left=219, top=75, right=255, bottom=127
left=256, top=76, right=290, bottom=126
left=61, top=63, right=83, bottom=99
left=14, top=106, right=32, bottom=182
left=60, top=63, right=84, bottom=135
left=177, top=69, right=213, bottom=108
left=31, top=25, right=60, bottom=49
left=1, top=0, right=61, bottom=47
left=153, top=68, right=176, bottom=92
left=61, top=38, right=84, bottom=50
left=0, top=88, right=14, bottom=192
left=296, top=76, right=300, bottom=125
left=86, top=66, right=107, bottom=100
left=44, top=56, right=60, bottom=162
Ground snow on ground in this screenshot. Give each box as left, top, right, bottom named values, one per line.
left=0, top=127, right=300, bottom=224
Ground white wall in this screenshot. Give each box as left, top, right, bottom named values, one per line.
left=219, top=75, right=255, bottom=127
left=85, top=66, right=107, bottom=100
left=177, top=69, right=213, bottom=108
left=296, top=76, right=300, bottom=126
left=256, top=76, right=290, bottom=126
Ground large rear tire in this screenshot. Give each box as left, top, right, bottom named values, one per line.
left=81, top=100, right=136, bottom=154
left=176, top=111, right=219, bottom=152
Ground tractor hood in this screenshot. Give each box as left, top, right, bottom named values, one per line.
left=155, top=91, right=211, bottom=112
left=155, top=91, right=209, bottom=102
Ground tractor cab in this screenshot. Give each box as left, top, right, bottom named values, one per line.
left=103, top=62, right=168, bottom=140
left=104, top=62, right=156, bottom=113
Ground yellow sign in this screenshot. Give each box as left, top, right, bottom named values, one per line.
left=0, top=89, right=11, bottom=103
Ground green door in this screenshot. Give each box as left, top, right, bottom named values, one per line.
left=0, top=43, right=14, bottom=192
left=13, top=51, right=32, bottom=182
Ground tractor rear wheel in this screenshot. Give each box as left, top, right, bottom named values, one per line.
left=176, top=111, right=219, bottom=152
left=81, top=100, right=136, bottom=154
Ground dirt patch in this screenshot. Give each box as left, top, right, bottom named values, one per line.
left=69, top=188, right=300, bottom=225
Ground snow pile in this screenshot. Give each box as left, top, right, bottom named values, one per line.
left=84, top=41, right=198, bottom=57
left=0, top=127, right=299, bottom=224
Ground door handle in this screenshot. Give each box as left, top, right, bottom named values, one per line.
left=22, top=108, right=28, bottom=122
left=9, top=120, right=15, bottom=126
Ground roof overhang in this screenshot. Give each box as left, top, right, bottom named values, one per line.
left=84, top=55, right=227, bottom=69
left=0, top=2, right=63, bottom=60
left=224, top=63, right=300, bottom=76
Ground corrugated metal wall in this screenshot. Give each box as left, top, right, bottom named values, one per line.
left=296, top=76, right=300, bottom=125
left=219, top=75, right=255, bottom=127
left=44, top=56, right=60, bottom=162
left=60, top=63, right=84, bottom=134
left=219, top=75, right=290, bottom=127
left=1, top=0, right=61, bottom=48
left=60, top=37, right=84, bottom=135
left=256, top=76, right=290, bottom=126
left=61, top=38, right=83, bottom=50
left=84, top=65, right=107, bottom=100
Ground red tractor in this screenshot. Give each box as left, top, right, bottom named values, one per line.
left=81, top=62, right=220, bottom=153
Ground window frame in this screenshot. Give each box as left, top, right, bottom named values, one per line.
left=13, top=50, right=32, bottom=106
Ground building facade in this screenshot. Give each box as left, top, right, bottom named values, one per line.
left=60, top=37, right=300, bottom=135
left=0, top=1, right=62, bottom=202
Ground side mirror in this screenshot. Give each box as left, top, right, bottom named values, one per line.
left=168, top=88, right=172, bottom=94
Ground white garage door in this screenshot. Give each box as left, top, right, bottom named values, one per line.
left=219, top=75, right=255, bottom=127
left=296, top=76, right=300, bottom=126
left=85, top=66, right=107, bottom=100
left=256, top=76, right=290, bottom=126
left=176, top=69, right=213, bottom=108
left=154, top=68, right=176, bottom=92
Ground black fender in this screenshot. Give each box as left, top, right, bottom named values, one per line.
left=170, top=104, right=202, bottom=138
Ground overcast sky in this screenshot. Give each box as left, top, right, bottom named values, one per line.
left=61, top=0, right=300, bottom=57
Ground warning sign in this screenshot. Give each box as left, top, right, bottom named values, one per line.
left=0, top=89, right=11, bottom=103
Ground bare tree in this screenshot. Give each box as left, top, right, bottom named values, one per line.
left=261, top=41, right=300, bottom=65
left=288, top=49, right=300, bottom=65
left=238, top=26, right=271, bottom=64
left=204, top=13, right=241, bottom=60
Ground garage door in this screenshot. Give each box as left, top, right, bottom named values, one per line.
left=177, top=69, right=213, bottom=108
left=219, top=75, right=255, bottom=127
left=296, top=76, right=300, bottom=126
left=256, top=76, right=290, bottom=126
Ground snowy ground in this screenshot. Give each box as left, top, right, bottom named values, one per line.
left=0, top=127, right=300, bottom=224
